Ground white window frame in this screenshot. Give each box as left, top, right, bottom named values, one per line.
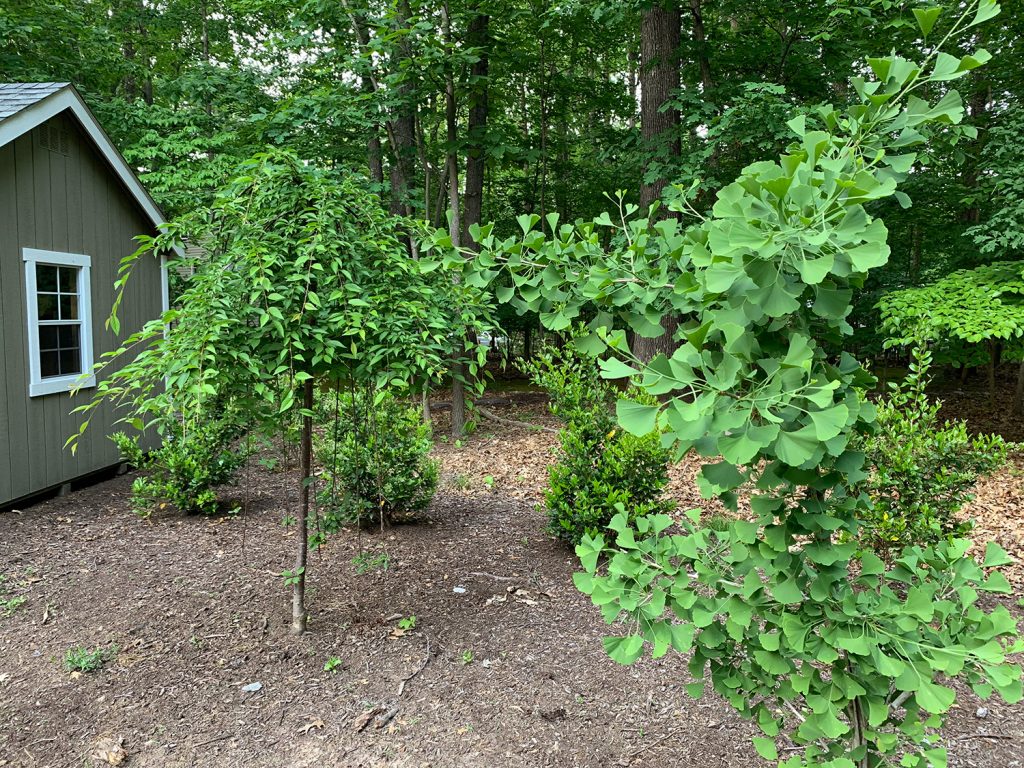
left=23, top=247, right=95, bottom=397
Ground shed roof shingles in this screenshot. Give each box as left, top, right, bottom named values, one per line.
left=0, top=82, right=70, bottom=122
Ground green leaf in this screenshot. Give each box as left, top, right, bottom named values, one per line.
left=701, top=462, right=747, bottom=493
left=983, top=542, right=1014, bottom=568
left=968, top=0, right=1000, bottom=29
left=809, top=404, right=849, bottom=441
left=916, top=682, right=956, bottom=714
left=980, top=571, right=1012, bottom=594
left=772, top=577, right=803, bottom=604
left=774, top=427, right=818, bottom=466
left=752, top=737, right=778, bottom=760
left=912, top=7, right=941, bottom=37
left=616, top=400, right=660, bottom=436
left=603, top=635, right=645, bottom=665
left=599, top=357, right=640, bottom=380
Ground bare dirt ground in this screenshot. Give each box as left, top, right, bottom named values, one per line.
left=1, top=390, right=1022, bottom=768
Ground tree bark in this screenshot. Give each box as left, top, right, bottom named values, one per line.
left=988, top=340, right=998, bottom=407
left=442, top=2, right=468, bottom=438
left=638, top=1, right=681, bottom=214
left=634, top=2, right=682, bottom=363
left=462, top=7, right=490, bottom=247
left=689, top=0, right=713, bottom=92
left=388, top=0, right=418, bottom=220
left=291, top=378, right=314, bottom=635
left=1015, top=359, right=1024, bottom=415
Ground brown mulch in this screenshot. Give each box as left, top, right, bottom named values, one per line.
left=0, top=390, right=1021, bottom=767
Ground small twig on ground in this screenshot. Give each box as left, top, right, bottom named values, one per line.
left=475, top=405, right=558, bottom=434
left=627, top=727, right=686, bottom=759
left=468, top=571, right=519, bottom=582
left=397, top=635, right=432, bottom=698
left=376, top=707, right=400, bottom=729
left=956, top=733, right=1013, bottom=741
left=193, top=733, right=232, bottom=748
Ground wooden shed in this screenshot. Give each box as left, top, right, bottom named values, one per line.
left=0, top=83, right=170, bottom=507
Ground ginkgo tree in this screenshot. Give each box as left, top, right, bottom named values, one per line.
left=72, top=150, right=492, bottom=633
left=428, top=2, right=1022, bottom=766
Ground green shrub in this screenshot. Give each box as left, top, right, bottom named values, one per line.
left=316, top=388, right=439, bottom=528
left=112, top=414, right=247, bottom=517
left=526, top=337, right=673, bottom=545
left=859, top=344, right=1008, bottom=559
left=523, top=337, right=612, bottom=431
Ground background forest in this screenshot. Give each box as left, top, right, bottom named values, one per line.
left=4, top=0, right=1022, bottom=365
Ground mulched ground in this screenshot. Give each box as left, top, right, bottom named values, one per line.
left=1, top=390, right=1023, bottom=768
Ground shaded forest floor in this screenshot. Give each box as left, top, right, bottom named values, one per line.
left=1, top=385, right=1023, bottom=767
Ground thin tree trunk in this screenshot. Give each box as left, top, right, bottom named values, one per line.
left=847, top=698, right=869, bottom=768
left=366, top=78, right=384, bottom=184
left=1015, top=359, right=1024, bottom=415
left=291, top=378, right=314, bottom=635
left=988, top=340, right=998, bottom=407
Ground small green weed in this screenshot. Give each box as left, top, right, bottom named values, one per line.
left=703, top=514, right=734, bottom=533
left=352, top=551, right=390, bottom=574
left=1, top=596, right=26, bottom=617
left=397, top=615, right=418, bottom=631
left=461, top=650, right=474, bottom=665
left=324, top=657, right=343, bottom=673
left=63, top=645, right=114, bottom=673
left=281, top=567, right=304, bottom=587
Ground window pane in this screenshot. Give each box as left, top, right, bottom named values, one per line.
left=38, top=326, right=59, bottom=351
left=36, top=265, right=58, bottom=292
left=59, top=294, right=79, bottom=320
left=40, top=350, right=60, bottom=377
left=57, top=324, right=80, bottom=349
left=58, top=267, right=78, bottom=293
left=37, top=294, right=58, bottom=320
left=59, top=348, right=81, bottom=375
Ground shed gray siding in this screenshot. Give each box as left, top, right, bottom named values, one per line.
left=0, top=111, right=163, bottom=506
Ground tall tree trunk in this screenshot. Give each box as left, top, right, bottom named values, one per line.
left=291, top=378, right=314, bottom=635
left=462, top=7, right=490, bottom=247
left=638, top=1, right=681, bottom=214
left=340, top=1, right=387, bottom=187
left=689, top=0, right=713, bottom=92
left=388, top=0, right=418, bottom=221
left=442, top=2, right=468, bottom=438
left=137, top=0, right=153, bottom=105
left=634, top=1, right=682, bottom=363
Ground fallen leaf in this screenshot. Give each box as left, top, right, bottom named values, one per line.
left=90, top=736, right=126, bottom=765
left=353, top=706, right=385, bottom=733
left=299, top=718, right=325, bottom=735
